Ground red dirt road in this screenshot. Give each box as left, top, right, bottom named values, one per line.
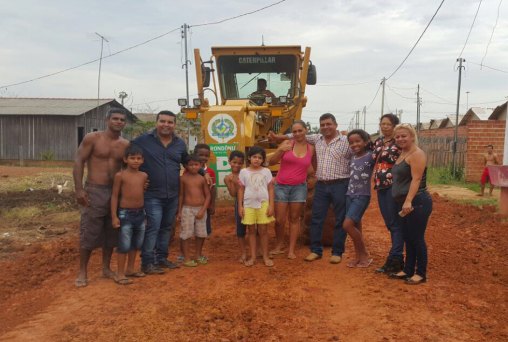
left=0, top=193, right=507, bottom=341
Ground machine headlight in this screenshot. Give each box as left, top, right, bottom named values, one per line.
left=193, top=98, right=202, bottom=107
left=265, top=96, right=272, bottom=104
left=278, top=96, right=288, bottom=104
left=178, top=98, right=188, bottom=107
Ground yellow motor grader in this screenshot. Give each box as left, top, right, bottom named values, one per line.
left=179, top=45, right=317, bottom=198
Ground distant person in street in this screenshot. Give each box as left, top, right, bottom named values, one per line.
left=110, top=144, right=148, bottom=285
left=389, top=124, right=432, bottom=285
left=73, top=108, right=130, bottom=287
left=250, top=78, right=275, bottom=99
left=478, top=144, right=500, bottom=196
left=268, top=120, right=314, bottom=260
left=372, top=114, right=404, bottom=274
left=132, top=110, right=188, bottom=275
left=224, top=150, right=247, bottom=263
left=269, top=113, right=351, bottom=264
left=176, top=154, right=211, bottom=267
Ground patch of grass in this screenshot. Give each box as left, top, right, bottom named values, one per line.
left=428, top=167, right=481, bottom=190
left=0, top=172, right=73, bottom=193
left=457, top=198, right=498, bottom=208
left=2, top=206, right=42, bottom=220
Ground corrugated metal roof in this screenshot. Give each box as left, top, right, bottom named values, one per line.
left=0, top=98, right=114, bottom=116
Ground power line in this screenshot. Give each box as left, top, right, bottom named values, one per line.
left=469, top=61, right=508, bottom=73
left=480, top=0, right=503, bottom=66
left=421, top=87, right=454, bottom=104
left=1, top=1, right=290, bottom=90
left=366, top=83, right=382, bottom=110
left=316, top=80, right=375, bottom=87
left=458, top=0, right=483, bottom=58
left=190, top=0, right=287, bottom=27
left=386, top=0, right=446, bottom=80
left=0, top=27, right=181, bottom=89
left=386, top=84, right=416, bottom=100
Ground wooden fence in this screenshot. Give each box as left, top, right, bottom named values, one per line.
left=419, top=136, right=467, bottom=168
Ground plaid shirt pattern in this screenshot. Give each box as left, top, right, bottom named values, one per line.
left=306, top=133, right=352, bottom=180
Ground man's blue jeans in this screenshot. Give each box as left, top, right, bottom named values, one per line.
left=141, top=197, right=178, bottom=267
left=309, top=180, right=348, bottom=256
left=377, top=187, right=404, bottom=260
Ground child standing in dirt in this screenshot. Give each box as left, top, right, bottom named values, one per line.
left=177, top=155, right=211, bottom=267
left=194, top=144, right=216, bottom=237
left=111, top=144, right=148, bottom=285
left=238, top=146, right=275, bottom=267
left=344, top=129, right=374, bottom=268
left=224, top=150, right=246, bottom=263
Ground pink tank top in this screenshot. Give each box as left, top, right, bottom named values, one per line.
left=276, top=143, right=312, bottom=185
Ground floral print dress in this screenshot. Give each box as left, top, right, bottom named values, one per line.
left=372, top=137, right=401, bottom=190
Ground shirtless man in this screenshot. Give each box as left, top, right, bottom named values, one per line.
left=478, top=144, right=500, bottom=196
left=73, top=108, right=129, bottom=287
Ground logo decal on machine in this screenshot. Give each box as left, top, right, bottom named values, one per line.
left=208, top=114, right=237, bottom=143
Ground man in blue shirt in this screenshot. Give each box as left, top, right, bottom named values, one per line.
left=133, top=111, right=188, bottom=274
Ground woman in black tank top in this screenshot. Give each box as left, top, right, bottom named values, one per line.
left=389, top=124, right=433, bottom=285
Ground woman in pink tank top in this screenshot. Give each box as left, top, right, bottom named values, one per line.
left=268, top=120, right=314, bottom=259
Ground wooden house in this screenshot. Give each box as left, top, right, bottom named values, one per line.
left=0, top=98, right=136, bottom=161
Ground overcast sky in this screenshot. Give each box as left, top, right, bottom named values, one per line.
left=1, top=0, right=507, bottom=133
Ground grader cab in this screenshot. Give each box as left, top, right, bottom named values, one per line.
left=179, top=45, right=317, bottom=198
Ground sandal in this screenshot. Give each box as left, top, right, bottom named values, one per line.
left=114, top=277, right=133, bottom=285
left=197, top=256, right=208, bottom=265
left=126, top=272, right=146, bottom=278
left=183, top=260, right=198, bottom=267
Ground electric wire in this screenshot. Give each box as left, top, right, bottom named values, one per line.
left=421, top=87, right=454, bottom=104
left=190, top=0, right=287, bottom=27
left=0, top=27, right=181, bottom=89
left=386, top=84, right=416, bottom=100
left=469, top=61, right=508, bottom=73
left=480, top=0, right=503, bottom=66
left=386, top=0, right=446, bottom=80
left=458, top=0, right=483, bottom=58
left=366, top=83, right=382, bottom=110
left=316, top=80, right=375, bottom=87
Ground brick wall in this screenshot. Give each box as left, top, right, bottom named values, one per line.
left=465, top=120, right=505, bottom=182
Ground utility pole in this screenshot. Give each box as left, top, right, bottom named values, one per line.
left=95, top=32, right=109, bottom=106
left=416, top=84, right=421, bottom=133
left=453, top=58, right=465, bottom=178
left=181, top=24, right=190, bottom=108
left=466, top=91, right=470, bottom=111
left=362, top=106, right=366, bottom=131
left=380, top=77, right=386, bottom=118
left=118, top=91, right=128, bottom=106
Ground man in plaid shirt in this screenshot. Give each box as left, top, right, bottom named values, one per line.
left=270, top=113, right=352, bottom=263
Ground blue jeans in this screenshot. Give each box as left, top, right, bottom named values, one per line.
left=117, top=208, right=145, bottom=253
left=377, top=187, right=404, bottom=260
left=141, top=197, right=178, bottom=267
left=309, top=180, right=348, bottom=256
left=398, top=191, right=432, bottom=278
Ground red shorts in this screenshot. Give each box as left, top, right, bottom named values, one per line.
left=480, top=167, right=490, bottom=185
